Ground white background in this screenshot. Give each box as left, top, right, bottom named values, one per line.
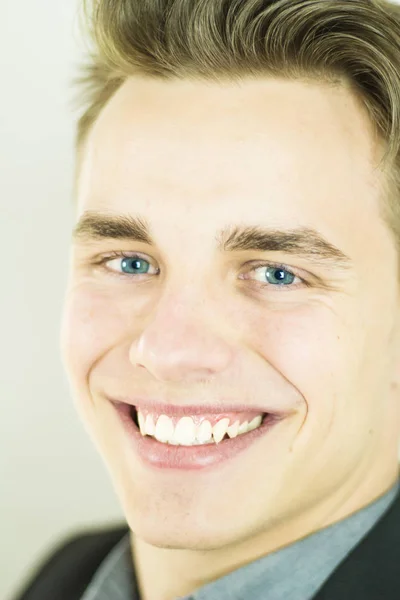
left=1, top=3, right=122, bottom=599
left=2, top=1, right=400, bottom=599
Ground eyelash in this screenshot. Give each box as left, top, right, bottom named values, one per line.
left=93, top=251, right=310, bottom=291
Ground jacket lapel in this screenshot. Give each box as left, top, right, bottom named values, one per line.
left=313, top=487, right=400, bottom=599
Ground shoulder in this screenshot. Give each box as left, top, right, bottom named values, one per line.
left=12, top=523, right=129, bottom=600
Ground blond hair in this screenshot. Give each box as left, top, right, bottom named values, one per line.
left=73, top=0, right=400, bottom=245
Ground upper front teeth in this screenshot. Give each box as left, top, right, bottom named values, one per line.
left=137, top=410, right=263, bottom=445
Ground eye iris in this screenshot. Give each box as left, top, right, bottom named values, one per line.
left=266, top=267, right=295, bottom=285
left=118, top=260, right=294, bottom=283
left=121, top=257, right=149, bottom=274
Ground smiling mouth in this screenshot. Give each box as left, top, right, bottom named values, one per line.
left=128, top=405, right=272, bottom=446
left=112, top=399, right=286, bottom=470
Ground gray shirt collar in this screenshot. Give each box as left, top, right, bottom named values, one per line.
left=81, top=477, right=400, bottom=600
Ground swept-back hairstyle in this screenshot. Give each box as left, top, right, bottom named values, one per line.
left=74, top=0, right=400, bottom=247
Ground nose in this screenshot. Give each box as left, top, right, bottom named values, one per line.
left=128, top=293, right=234, bottom=383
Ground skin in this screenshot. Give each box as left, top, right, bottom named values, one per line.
left=60, top=75, right=400, bottom=600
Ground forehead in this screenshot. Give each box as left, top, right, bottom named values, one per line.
left=79, top=76, right=379, bottom=197
left=76, top=76, right=385, bottom=259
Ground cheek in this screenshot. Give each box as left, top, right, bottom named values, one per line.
left=60, top=285, right=128, bottom=389
left=250, top=304, right=352, bottom=416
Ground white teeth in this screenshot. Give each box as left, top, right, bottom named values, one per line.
left=154, top=415, right=174, bottom=443
left=137, top=409, right=145, bottom=434
left=248, top=415, right=263, bottom=431
left=238, top=420, right=249, bottom=435
left=197, top=419, right=213, bottom=443
left=144, top=414, right=155, bottom=436
left=135, top=409, right=264, bottom=445
left=212, top=417, right=230, bottom=444
left=173, top=416, right=196, bottom=445
left=226, top=419, right=240, bottom=439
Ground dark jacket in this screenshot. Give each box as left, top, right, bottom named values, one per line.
left=11, top=488, right=400, bottom=600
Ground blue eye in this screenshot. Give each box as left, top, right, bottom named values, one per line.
left=98, top=253, right=157, bottom=277
left=120, top=257, right=151, bottom=275
left=97, top=253, right=306, bottom=290
left=242, top=263, right=305, bottom=290
left=264, top=266, right=296, bottom=285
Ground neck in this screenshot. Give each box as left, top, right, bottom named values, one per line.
left=129, top=465, right=399, bottom=600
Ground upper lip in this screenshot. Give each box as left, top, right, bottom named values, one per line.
left=109, top=396, right=292, bottom=418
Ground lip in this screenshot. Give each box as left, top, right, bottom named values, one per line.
left=112, top=401, right=285, bottom=471
left=109, top=396, right=292, bottom=419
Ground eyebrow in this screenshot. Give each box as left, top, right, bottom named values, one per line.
left=72, top=210, right=352, bottom=268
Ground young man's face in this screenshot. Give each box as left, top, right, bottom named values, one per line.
left=61, top=76, right=400, bottom=554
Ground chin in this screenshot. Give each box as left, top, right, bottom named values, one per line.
left=124, top=506, right=235, bottom=551
left=131, top=527, right=228, bottom=551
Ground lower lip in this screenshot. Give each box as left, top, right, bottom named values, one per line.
left=113, top=402, right=284, bottom=471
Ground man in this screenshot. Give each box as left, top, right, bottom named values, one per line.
left=13, top=0, right=400, bottom=599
